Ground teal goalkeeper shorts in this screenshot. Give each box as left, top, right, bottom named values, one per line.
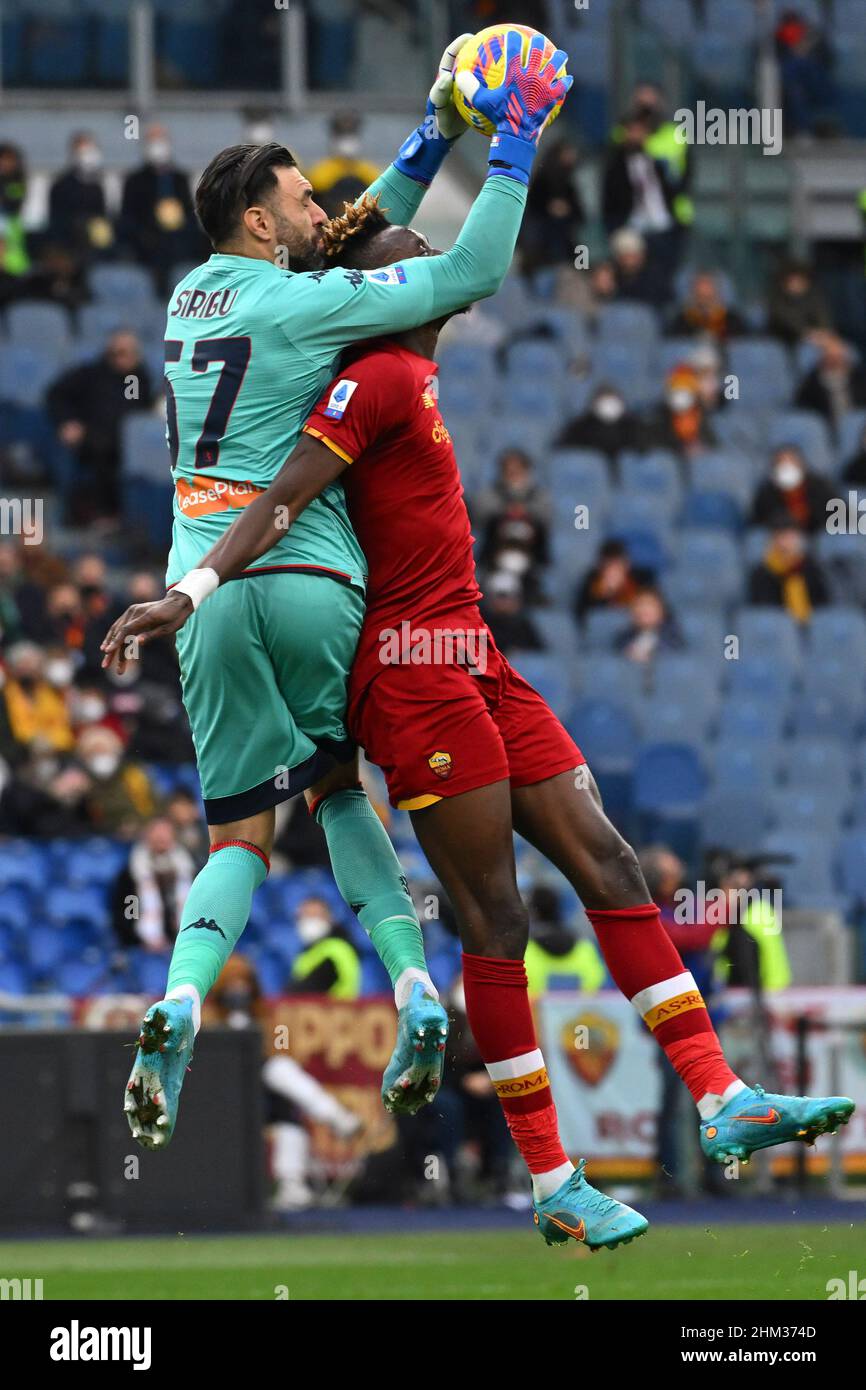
left=175, top=568, right=365, bottom=824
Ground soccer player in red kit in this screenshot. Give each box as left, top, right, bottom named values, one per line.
left=105, top=198, right=854, bottom=1250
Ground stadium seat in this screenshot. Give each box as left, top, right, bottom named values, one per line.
left=767, top=409, right=834, bottom=474
left=88, top=262, right=157, bottom=305
left=6, top=300, right=73, bottom=356
left=837, top=829, right=866, bottom=906
left=27, top=926, right=69, bottom=975
left=532, top=609, right=580, bottom=665
left=710, top=738, right=783, bottom=792
left=807, top=607, right=866, bottom=665
left=681, top=491, right=742, bottom=532
left=121, top=415, right=171, bottom=481
left=689, top=449, right=753, bottom=508
left=508, top=651, right=569, bottom=714
left=678, top=609, right=726, bottom=659
left=735, top=607, right=803, bottom=668
left=0, top=345, right=65, bottom=409
left=44, top=886, right=109, bottom=932
left=575, top=654, right=645, bottom=713
left=668, top=533, right=743, bottom=606
left=583, top=607, right=633, bottom=652
left=837, top=408, right=866, bottom=465
left=505, top=340, right=564, bottom=382
left=716, top=694, right=787, bottom=744
left=725, top=651, right=797, bottom=702
left=728, top=339, right=793, bottom=409
left=782, top=737, right=854, bottom=792
left=53, top=958, right=111, bottom=996
left=636, top=689, right=719, bottom=747
left=567, top=698, right=640, bottom=772
left=761, top=830, right=834, bottom=903
left=790, top=687, right=863, bottom=742
left=767, top=784, right=850, bottom=833
left=641, top=0, right=697, bottom=44
left=700, top=788, right=770, bottom=851
left=0, top=962, right=31, bottom=996
left=619, top=451, right=682, bottom=519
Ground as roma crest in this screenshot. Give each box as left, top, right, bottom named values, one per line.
left=428, top=750, right=452, bottom=780
left=561, top=1011, right=620, bottom=1087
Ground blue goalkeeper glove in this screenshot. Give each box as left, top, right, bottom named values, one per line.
left=455, top=31, right=572, bottom=186
left=394, top=32, right=474, bottom=186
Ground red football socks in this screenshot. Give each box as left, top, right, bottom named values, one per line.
left=461, top=951, right=570, bottom=1176
left=585, top=903, right=740, bottom=1105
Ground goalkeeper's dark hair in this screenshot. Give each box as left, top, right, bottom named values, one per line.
left=195, top=142, right=298, bottom=248
left=321, top=194, right=391, bottom=269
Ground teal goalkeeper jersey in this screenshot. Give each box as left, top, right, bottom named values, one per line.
left=163, top=169, right=527, bottom=586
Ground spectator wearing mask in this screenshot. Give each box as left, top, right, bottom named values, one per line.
left=766, top=259, right=832, bottom=345
left=78, top=724, right=156, bottom=836
left=749, top=520, right=829, bottom=621
left=795, top=332, right=866, bottom=427
left=475, top=449, right=550, bottom=600
left=668, top=271, right=747, bottom=342
left=751, top=445, right=834, bottom=533
left=48, top=132, right=114, bottom=261
left=112, top=816, right=196, bottom=952
left=602, top=111, right=680, bottom=297
left=518, top=138, right=584, bottom=281
left=0, top=142, right=29, bottom=276
left=289, top=895, right=361, bottom=999
left=2, top=642, right=74, bottom=756
left=642, top=363, right=717, bottom=459
left=575, top=539, right=641, bottom=627
left=556, top=384, right=638, bottom=461
left=616, top=587, right=684, bottom=664
left=46, top=329, right=155, bottom=524
left=479, top=570, right=542, bottom=654
left=307, top=114, right=380, bottom=218
left=120, top=125, right=203, bottom=289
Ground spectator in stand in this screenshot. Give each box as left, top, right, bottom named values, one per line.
left=602, top=110, right=680, bottom=298
left=112, top=816, right=196, bottom=952
left=608, top=228, right=666, bottom=309
left=480, top=571, right=542, bottom=654
left=766, top=259, right=832, bottom=346
left=751, top=444, right=834, bottom=534
left=556, top=383, right=639, bottom=462
left=43, top=582, right=86, bottom=654
left=2, top=642, right=74, bottom=756
left=307, top=114, right=380, bottom=219
left=46, top=329, right=155, bottom=525
left=575, top=539, right=641, bottom=627
left=749, top=519, right=829, bottom=620
left=78, top=724, right=157, bottom=837
left=667, top=270, right=747, bottom=342
left=616, top=587, right=684, bottom=665
left=641, top=363, right=717, bottom=459
left=842, top=421, right=866, bottom=488
left=165, top=787, right=209, bottom=863
left=48, top=132, right=114, bottom=263
left=120, top=124, right=204, bottom=290
left=475, top=449, right=550, bottom=601
left=795, top=332, right=866, bottom=428
left=288, top=895, right=361, bottom=998
left=689, top=341, right=728, bottom=416
left=0, top=142, right=29, bottom=277
left=776, top=9, right=838, bottom=138
left=0, top=753, right=92, bottom=838
left=518, top=137, right=584, bottom=282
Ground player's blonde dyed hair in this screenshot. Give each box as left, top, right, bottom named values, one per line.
left=320, top=194, right=391, bottom=264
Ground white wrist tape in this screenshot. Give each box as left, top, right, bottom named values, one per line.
left=172, top=567, right=219, bottom=610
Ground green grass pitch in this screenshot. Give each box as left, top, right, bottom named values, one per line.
left=0, top=1223, right=860, bottom=1300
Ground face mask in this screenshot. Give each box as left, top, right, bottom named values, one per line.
left=45, top=659, right=74, bottom=687
left=296, top=914, right=330, bottom=945
left=593, top=394, right=625, bottom=423
left=334, top=136, right=360, bottom=159
left=86, top=753, right=120, bottom=779
left=220, top=988, right=253, bottom=1013
left=774, top=459, right=804, bottom=490
left=667, top=389, right=696, bottom=412
left=146, top=139, right=171, bottom=165
left=73, top=695, right=107, bottom=723
left=75, top=146, right=102, bottom=175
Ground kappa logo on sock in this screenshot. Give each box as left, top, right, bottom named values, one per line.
left=181, top=917, right=226, bottom=939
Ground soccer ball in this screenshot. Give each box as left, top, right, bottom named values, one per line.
left=453, top=24, right=568, bottom=139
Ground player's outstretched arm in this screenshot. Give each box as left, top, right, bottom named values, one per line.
left=362, top=33, right=473, bottom=227
left=290, top=33, right=572, bottom=350
left=100, top=436, right=344, bottom=672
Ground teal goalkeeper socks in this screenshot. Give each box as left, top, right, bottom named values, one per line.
left=314, top=789, right=434, bottom=1000
left=166, top=842, right=268, bottom=1017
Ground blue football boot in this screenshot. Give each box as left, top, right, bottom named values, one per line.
left=124, top=997, right=195, bottom=1150
left=381, top=982, right=448, bottom=1115
left=701, top=1083, right=855, bottom=1163
left=533, top=1159, right=649, bottom=1251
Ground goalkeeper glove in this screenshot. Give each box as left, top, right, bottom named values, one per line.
left=455, top=31, right=572, bottom=186
left=393, top=32, right=474, bottom=186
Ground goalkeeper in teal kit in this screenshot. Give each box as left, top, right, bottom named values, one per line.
left=104, top=33, right=572, bottom=1150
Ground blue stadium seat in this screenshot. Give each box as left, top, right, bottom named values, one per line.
left=710, top=739, right=783, bottom=792
left=583, top=607, right=633, bottom=652
left=807, top=607, right=866, bottom=664
left=27, top=926, right=69, bottom=975
left=53, top=958, right=111, bottom=996
left=668, top=533, right=743, bottom=606
left=591, top=342, right=651, bottom=406
left=725, top=652, right=797, bottom=702
left=691, top=32, right=752, bottom=93
left=0, top=345, right=64, bottom=408
left=0, top=962, right=31, bottom=995
left=761, top=830, right=834, bottom=903
left=88, top=262, right=156, bottom=305
left=782, top=738, right=854, bottom=791
left=716, top=694, right=787, bottom=744
left=6, top=300, right=73, bottom=356
left=62, top=839, right=128, bottom=888
left=681, top=491, right=742, bottom=532
left=735, top=607, right=803, bottom=667
left=837, top=409, right=866, bottom=466
left=642, top=0, right=697, bottom=44
left=575, top=654, right=645, bottom=713
left=689, top=449, right=753, bottom=507
left=25, top=14, right=89, bottom=83
left=767, top=784, right=849, bottom=833
left=790, top=685, right=863, bottom=742
left=837, top=829, right=866, bottom=905
left=532, top=609, right=579, bottom=664
left=508, top=651, right=569, bottom=714
left=44, top=885, right=109, bottom=932
left=636, top=693, right=717, bottom=749
left=619, top=451, right=682, bottom=519
left=126, top=951, right=171, bottom=997
left=701, top=789, right=770, bottom=850
left=678, top=609, right=726, bottom=658
left=505, top=340, right=564, bottom=381
left=121, top=415, right=171, bottom=480
left=567, top=698, right=640, bottom=772
left=728, top=340, right=793, bottom=410
left=768, top=409, right=834, bottom=473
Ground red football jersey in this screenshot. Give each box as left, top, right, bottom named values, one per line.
left=302, top=339, right=482, bottom=691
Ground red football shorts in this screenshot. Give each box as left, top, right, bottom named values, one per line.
left=347, top=611, right=584, bottom=809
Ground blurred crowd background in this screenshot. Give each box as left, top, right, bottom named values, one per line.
left=2, top=0, right=866, bottom=1208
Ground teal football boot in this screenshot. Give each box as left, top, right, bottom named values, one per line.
left=533, top=1159, right=649, bottom=1251
left=124, top=997, right=195, bottom=1150
left=381, top=982, right=448, bottom=1115
left=701, top=1084, right=855, bottom=1163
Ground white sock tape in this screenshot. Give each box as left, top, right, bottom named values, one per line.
left=172, top=567, right=219, bottom=610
